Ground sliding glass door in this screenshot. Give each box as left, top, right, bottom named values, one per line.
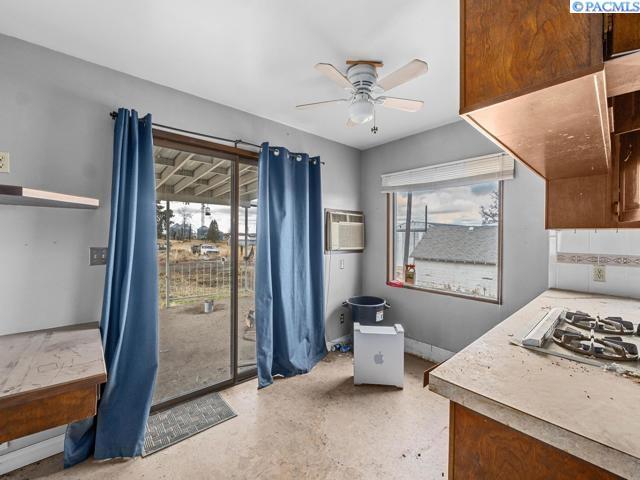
left=152, top=131, right=258, bottom=408
left=237, top=161, right=258, bottom=376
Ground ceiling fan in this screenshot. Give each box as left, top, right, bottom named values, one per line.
left=296, top=59, right=428, bottom=128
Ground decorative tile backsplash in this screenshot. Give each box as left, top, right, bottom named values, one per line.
left=556, top=252, right=640, bottom=267
left=549, top=230, right=640, bottom=299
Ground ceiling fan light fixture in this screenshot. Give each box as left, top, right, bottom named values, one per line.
left=349, top=95, right=374, bottom=124
left=299, top=59, right=428, bottom=127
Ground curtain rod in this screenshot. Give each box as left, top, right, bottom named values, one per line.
left=109, top=110, right=261, bottom=150
left=108, top=111, right=324, bottom=165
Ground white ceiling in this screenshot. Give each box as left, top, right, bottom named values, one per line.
left=0, top=0, right=460, bottom=150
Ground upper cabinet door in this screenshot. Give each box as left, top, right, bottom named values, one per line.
left=460, top=0, right=603, bottom=112
left=608, top=14, right=640, bottom=58
left=619, top=131, right=640, bottom=223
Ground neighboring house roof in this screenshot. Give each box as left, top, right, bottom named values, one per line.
left=410, top=223, right=498, bottom=265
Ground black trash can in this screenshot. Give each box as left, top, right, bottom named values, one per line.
left=342, top=296, right=391, bottom=325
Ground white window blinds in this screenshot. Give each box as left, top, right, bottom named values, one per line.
left=380, top=153, right=515, bottom=193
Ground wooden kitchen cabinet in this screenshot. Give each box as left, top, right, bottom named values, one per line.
left=0, top=326, right=106, bottom=443
left=460, top=1, right=640, bottom=229
left=546, top=174, right=612, bottom=229
left=606, top=50, right=640, bottom=98
left=546, top=132, right=640, bottom=229
left=464, top=70, right=611, bottom=179
left=613, top=91, right=640, bottom=135
left=607, top=14, right=640, bottom=58
left=460, top=0, right=610, bottom=182
left=618, top=130, right=640, bottom=223
left=449, top=403, right=623, bottom=479
left=460, top=0, right=602, bottom=112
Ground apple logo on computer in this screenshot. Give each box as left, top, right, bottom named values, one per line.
left=374, top=351, right=384, bottom=365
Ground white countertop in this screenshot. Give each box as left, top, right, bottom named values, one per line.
left=429, top=289, right=640, bottom=479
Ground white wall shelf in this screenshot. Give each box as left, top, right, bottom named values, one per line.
left=0, top=184, right=99, bottom=209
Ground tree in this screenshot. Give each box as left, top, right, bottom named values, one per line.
left=207, top=219, right=223, bottom=242
left=175, top=205, right=193, bottom=240
left=479, top=191, right=499, bottom=225
left=156, top=202, right=174, bottom=238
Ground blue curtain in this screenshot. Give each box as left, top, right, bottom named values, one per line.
left=64, top=109, right=158, bottom=467
left=255, top=143, right=327, bottom=388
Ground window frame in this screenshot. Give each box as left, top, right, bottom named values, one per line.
left=385, top=181, right=504, bottom=305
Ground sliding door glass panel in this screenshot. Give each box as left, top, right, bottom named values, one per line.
left=237, top=162, right=258, bottom=375
left=153, top=145, right=233, bottom=405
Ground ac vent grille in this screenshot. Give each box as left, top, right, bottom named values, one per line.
left=326, top=210, right=365, bottom=252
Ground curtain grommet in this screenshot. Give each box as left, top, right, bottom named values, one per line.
left=296, top=155, right=302, bottom=162
left=273, top=148, right=280, bottom=156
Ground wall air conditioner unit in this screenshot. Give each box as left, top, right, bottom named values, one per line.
left=325, top=209, right=365, bottom=253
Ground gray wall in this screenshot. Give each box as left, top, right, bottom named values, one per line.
left=360, top=121, right=549, bottom=353
left=0, top=36, right=548, bottom=353
left=0, top=35, right=361, bottom=340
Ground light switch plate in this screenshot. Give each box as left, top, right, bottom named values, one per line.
left=0, top=152, right=9, bottom=173
left=593, top=265, right=606, bottom=282
left=339, top=259, right=345, bottom=270
left=90, top=247, right=108, bottom=266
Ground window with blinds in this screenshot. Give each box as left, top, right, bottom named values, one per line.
left=380, top=153, right=514, bottom=193
left=384, top=153, right=511, bottom=303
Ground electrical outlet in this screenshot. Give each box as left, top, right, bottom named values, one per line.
left=0, top=152, right=9, bottom=173
left=339, top=313, right=345, bottom=324
left=593, top=265, right=606, bottom=282
left=90, top=247, right=108, bottom=266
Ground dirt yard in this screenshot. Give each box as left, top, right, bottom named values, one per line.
left=153, top=296, right=256, bottom=405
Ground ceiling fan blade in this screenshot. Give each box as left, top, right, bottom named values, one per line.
left=346, top=118, right=357, bottom=128
left=379, top=97, right=424, bottom=112
left=314, top=63, right=353, bottom=89
left=377, top=59, right=428, bottom=92
left=296, top=99, right=349, bottom=109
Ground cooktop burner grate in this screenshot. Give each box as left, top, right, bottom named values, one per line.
left=552, top=327, right=639, bottom=362
left=563, top=311, right=636, bottom=335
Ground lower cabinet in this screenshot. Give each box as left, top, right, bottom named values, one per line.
left=617, top=129, right=640, bottom=223
left=0, top=385, right=99, bottom=443
left=448, top=402, right=623, bottom=479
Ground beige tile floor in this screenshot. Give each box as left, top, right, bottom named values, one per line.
left=3, top=353, right=449, bottom=480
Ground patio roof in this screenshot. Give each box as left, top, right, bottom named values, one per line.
left=154, top=145, right=258, bottom=207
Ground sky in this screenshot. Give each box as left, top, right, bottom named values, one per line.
left=396, top=181, right=498, bottom=226
left=161, top=201, right=257, bottom=234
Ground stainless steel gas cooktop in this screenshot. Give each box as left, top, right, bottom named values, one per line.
left=518, top=308, right=640, bottom=373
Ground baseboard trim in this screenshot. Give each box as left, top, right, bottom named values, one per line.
left=0, top=434, right=64, bottom=475
left=404, top=337, right=455, bottom=364
left=327, top=333, right=353, bottom=349
left=329, top=332, right=455, bottom=364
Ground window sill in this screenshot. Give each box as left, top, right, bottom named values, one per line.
left=387, top=281, right=502, bottom=305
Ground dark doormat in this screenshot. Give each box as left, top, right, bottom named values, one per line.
left=143, top=391, right=237, bottom=456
